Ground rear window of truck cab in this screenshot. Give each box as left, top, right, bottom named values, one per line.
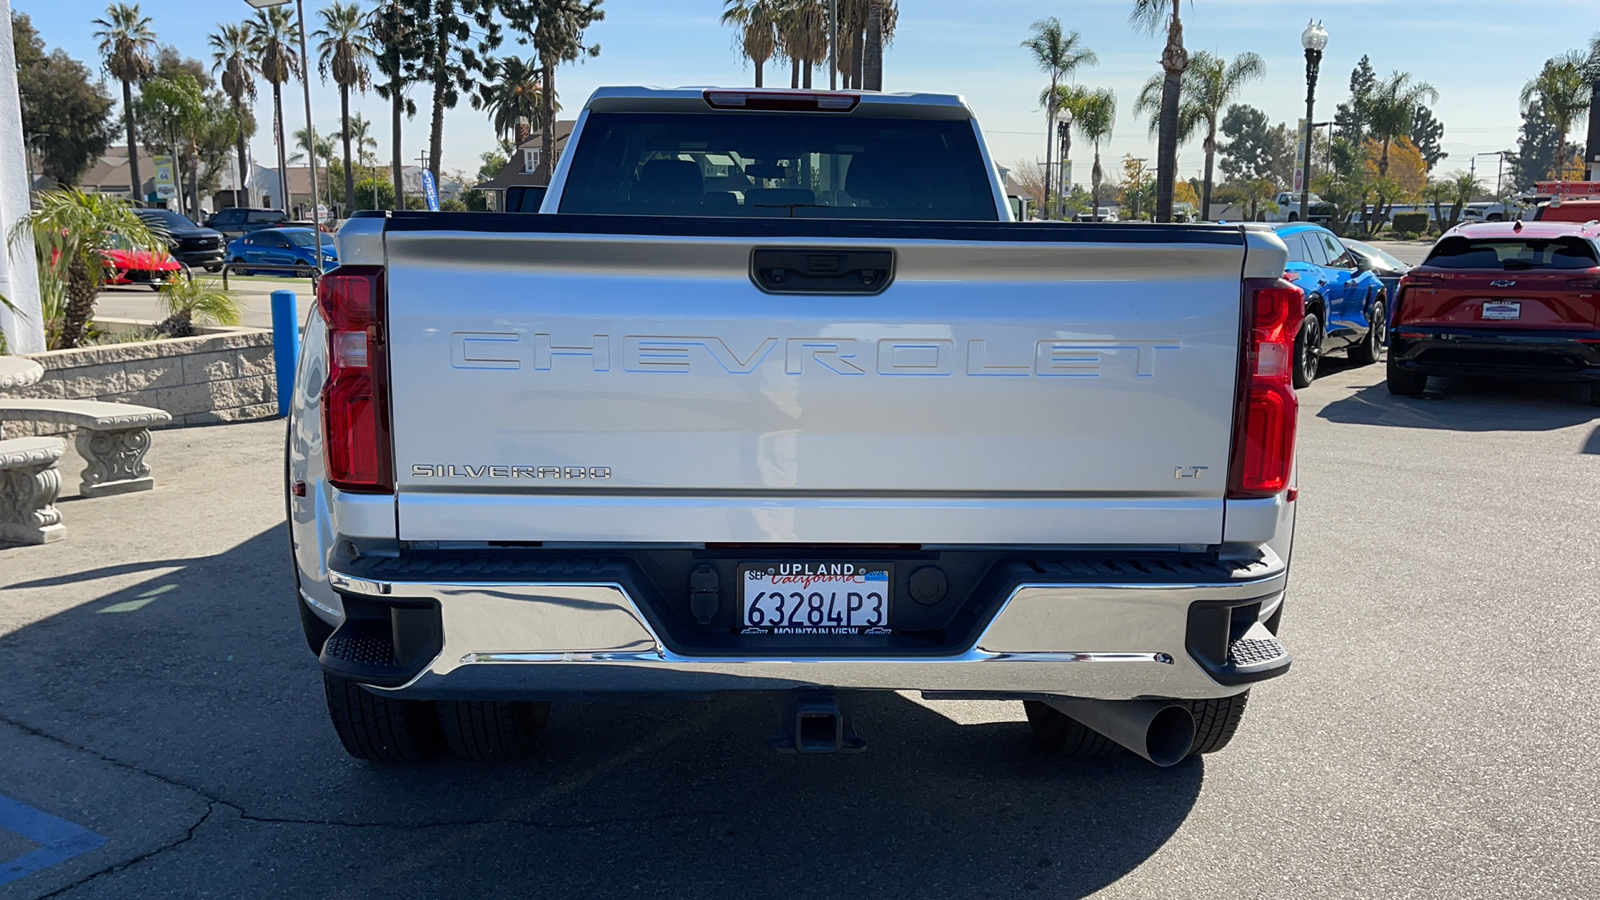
left=1424, top=236, right=1598, bottom=270
left=557, top=111, right=998, bottom=220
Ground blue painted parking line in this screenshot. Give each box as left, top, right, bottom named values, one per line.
left=0, top=793, right=105, bottom=886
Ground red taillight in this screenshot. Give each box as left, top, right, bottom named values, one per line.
left=1400, top=273, right=1441, bottom=288
left=703, top=90, right=860, bottom=112
left=318, top=266, right=392, bottom=493
left=1228, top=278, right=1304, bottom=500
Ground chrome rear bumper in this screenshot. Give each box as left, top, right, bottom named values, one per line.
left=326, top=558, right=1290, bottom=701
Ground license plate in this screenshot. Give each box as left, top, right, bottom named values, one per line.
left=740, top=563, right=891, bottom=635
left=1482, top=301, right=1521, bottom=320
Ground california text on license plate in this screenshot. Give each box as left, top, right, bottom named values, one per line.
left=740, top=563, right=892, bottom=635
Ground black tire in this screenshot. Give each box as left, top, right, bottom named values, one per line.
left=230, top=258, right=249, bottom=277
left=206, top=264, right=223, bottom=273
left=1348, top=299, right=1385, bottom=365
left=323, top=673, right=445, bottom=764
left=1386, top=353, right=1427, bottom=396
left=1293, top=307, right=1324, bottom=388
left=437, top=700, right=551, bottom=762
left=1185, top=692, right=1250, bottom=756
left=296, top=266, right=315, bottom=278
left=1023, top=700, right=1118, bottom=757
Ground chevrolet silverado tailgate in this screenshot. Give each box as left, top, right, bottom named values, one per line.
left=383, top=217, right=1251, bottom=545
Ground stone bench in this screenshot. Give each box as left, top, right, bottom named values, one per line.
left=0, top=400, right=172, bottom=497
left=0, top=437, right=65, bottom=544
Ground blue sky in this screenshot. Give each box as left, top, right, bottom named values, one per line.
left=19, top=0, right=1598, bottom=186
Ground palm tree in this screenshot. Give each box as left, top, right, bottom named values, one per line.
left=1522, top=51, right=1591, bottom=183
left=531, top=0, right=605, bottom=184
left=477, top=56, right=550, bottom=142
left=315, top=1, right=374, bottom=214
left=8, top=189, right=161, bottom=349
left=722, top=0, right=779, bottom=88
left=92, top=4, right=158, bottom=203
left=246, top=7, right=302, bottom=212
left=1129, top=0, right=1187, bottom=222
left=209, top=23, right=257, bottom=207
left=862, top=0, right=884, bottom=91
left=1367, top=70, right=1439, bottom=179
left=153, top=277, right=241, bottom=338
left=776, top=0, right=826, bottom=88
left=290, top=128, right=337, bottom=166
left=1188, top=51, right=1264, bottom=220
left=1075, top=88, right=1116, bottom=222
left=371, top=2, right=420, bottom=209
left=1021, top=18, right=1097, bottom=219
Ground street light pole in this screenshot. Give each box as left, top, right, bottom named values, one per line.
left=1300, top=20, right=1328, bottom=223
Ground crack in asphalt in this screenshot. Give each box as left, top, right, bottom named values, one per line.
left=36, top=801, right=220, bottom=899
left=1, top=709, right=732, bottom=895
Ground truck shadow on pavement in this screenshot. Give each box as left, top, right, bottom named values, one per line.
left=0, top=526, right=1202, bottom=899
left=1316, top=377, right=1600, bottom=433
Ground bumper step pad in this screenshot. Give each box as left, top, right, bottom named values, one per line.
left=1226, top=625, right=1290, bottom=674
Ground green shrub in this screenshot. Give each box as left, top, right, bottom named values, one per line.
left=1392, top=212, right=1429, bottom=234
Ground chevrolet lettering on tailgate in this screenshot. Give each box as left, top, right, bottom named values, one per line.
left=451, top=332, right=1183, bottom=378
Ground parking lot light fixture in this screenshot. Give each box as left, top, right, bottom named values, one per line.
left=1300, top=20, right=1328, bottom=223
left=242, top=0, right=322, bottom=270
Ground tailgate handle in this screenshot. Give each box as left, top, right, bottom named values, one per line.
left=751, top=248, right=895, bottom=295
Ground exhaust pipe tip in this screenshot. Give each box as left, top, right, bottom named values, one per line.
left=1043, top=698, right=1197, bottom=768
left=1143, top=704, right=1198, bottom=768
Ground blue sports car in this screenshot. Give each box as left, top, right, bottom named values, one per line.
left=225, top=227, right=337, bottom=276
left=1274, top=222, right=1389, bottom=386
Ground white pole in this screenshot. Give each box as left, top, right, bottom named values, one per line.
left=296, top=0, right=322, bottom=268
left=0, top=0, right=44, bottom=353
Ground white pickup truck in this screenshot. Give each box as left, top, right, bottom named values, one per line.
left=288, top=87, right=1302, bottom=768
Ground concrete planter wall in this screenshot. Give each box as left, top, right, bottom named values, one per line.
left=5, top=319, right=278, bottom=437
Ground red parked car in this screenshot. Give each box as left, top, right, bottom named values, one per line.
left=101, top=232, right=185, bottom=290
left=1387, top=220, right=1600, bottom=404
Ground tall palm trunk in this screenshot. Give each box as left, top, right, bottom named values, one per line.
left=1201, top=121, right=1217, bottom=222
left=428, top=28, right=448, bottom=182
left=850, top=25, right=864, bottom=88
left=862, top=1, right=882, bottom=91
left=122, top=79, right=142, bottom=203
left=233, top=96, right=250, bottom=207
left=1153, top=4, right=1186, bottom=223
left=802, top=64, right=812, bottom=89
left=790, top=58, right=800, bottom=88
left=273, top=83, right=290, bottom=213
left=340, top=84, right=356, bottom=212
left=754, top=60, right=764, bottom=88
left=1091, top=147, right=1102, bottom=224
left=391, top=88, right=404, bottom=209
left=538, top=62, right=555, bottom=183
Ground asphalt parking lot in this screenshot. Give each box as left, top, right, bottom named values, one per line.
left=4, top=328, right=1598, bottom=896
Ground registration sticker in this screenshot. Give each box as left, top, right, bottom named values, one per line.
left=1482, top=301, right=1521, bottom=320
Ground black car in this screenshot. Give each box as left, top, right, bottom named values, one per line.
left=135, top=209, right=226, bottom=272
left=204, top=207, right=288, bottom=241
